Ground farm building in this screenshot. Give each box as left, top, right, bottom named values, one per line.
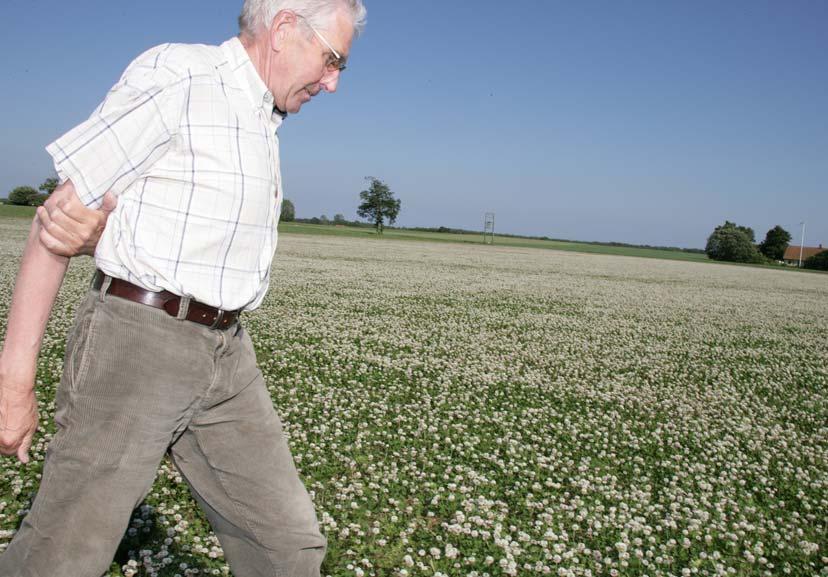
left=783, top=244, right=825, bottom=265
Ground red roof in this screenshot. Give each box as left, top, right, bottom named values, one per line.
left=783, top=245, right=825, bottom=261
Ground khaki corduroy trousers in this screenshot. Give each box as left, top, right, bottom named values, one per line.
left=0, top=283, right=326, bottom=577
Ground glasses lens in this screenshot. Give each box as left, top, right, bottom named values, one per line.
left=326, top=56, right=346, bottom=72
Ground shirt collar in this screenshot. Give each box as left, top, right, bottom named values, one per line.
left=221, top=37, right=285, bottom=127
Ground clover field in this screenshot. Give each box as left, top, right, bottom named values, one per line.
left=1, top=216, right=826, bottom=577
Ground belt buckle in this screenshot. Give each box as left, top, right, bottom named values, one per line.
left=209, top=309, right=225, bottom=330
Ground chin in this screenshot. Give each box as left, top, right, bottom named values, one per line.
left=282, top=98, right=303, bottom=114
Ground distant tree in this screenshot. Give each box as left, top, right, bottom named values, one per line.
left=319, top=214, right=330, bottom=225
left=357, top=177, right=400, bottom=235
left=738, top=225, right=756, bottom=243
left=705, top=221, right=764, bottom=263
left=281, top=198, right=295, bottom=222
left=39, top=177, right=59, bottom=195
left=803, top=250, right=828, bottom=271
left=29, top=194, right=49, bottom=207
left=758, top=225, right=792, bottom=261
left=333, top=213, right=346, bottom=224
left=8, top=186, right=40, bottom=206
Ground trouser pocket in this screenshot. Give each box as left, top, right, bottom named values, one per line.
left=63, top=291, right=101, bottom=393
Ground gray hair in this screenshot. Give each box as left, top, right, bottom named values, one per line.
left=239, top=0, right=367, bottom=37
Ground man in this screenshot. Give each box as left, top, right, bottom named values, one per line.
left=0, top=0, right=366, bottom=574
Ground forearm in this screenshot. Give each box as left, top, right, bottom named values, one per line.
left=0, top=217, right=70, bottom=391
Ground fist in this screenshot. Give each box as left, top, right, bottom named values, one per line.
left=0, top=385, right=38, bottom=464
left=37, top=181, right=117, bottom=257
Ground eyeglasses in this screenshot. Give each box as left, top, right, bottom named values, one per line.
left=299, top=16, right=347, bottom=73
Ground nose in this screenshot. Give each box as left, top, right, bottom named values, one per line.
left=319, top=69, right=340, bottom=93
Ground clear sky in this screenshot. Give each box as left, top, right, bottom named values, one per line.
left=1, top=0, right=826, bottom=249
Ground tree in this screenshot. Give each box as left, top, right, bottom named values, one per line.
left=705, top=221, right=764, bottom=263
left=39, top=177, right=59, bottom=195
left=29, top=194, right=49, bottom=207
left=738, top=225, right=756, bottom=243
left=319, top=214, right=330, bottom=225
left=281, top=198, right=295, bottom=222
left=8, top=186, right=40, bottom=206
left=758, top=225, right=792, bottom=261
left=803, top=251, right=828, bottom=271
left=357, top=177, right=400, bottom=235
left=333, top=213, right=346, bottom=225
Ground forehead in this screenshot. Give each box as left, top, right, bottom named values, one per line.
left=323, top=9, right=355, bottom=57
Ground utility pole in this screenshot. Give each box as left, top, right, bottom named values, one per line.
left=483, top=212, right=495, bottom=244
left=798, top=221, right=806, bottom=267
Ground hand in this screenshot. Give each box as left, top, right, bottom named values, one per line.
left=37, top=182, right=117, bottom=257
left=0, top=382, right=38, bottom=464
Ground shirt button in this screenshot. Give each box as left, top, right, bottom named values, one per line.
left=264, top=92, right=273, bottom=102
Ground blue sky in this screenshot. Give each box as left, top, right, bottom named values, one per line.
left=1, top=0, right=825, bottom=249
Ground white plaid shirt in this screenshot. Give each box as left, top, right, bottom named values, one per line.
left=47, top=38, right=284, bottom=311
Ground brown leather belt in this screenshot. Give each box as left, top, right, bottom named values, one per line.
left=92, top=270, right=240, bottom=330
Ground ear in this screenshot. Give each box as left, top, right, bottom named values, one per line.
left=269, top=10, right=298, bottom=52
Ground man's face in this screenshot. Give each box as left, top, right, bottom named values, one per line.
left=274, top=10, right=354, bottom=114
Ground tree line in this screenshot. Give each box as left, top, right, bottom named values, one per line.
left=14, top=178, right=823, bottom=269
left=279, top=177, right=401, bottom=235
left=4, top=178, right=59, bottom=206
left=706, top=221, right=827, bottom=270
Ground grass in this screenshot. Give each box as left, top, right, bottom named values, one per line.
left=0, top=205, right=37, bottom=219
left=280, top=222, right=713, bottom=262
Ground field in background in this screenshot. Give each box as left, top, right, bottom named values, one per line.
left=0, top=205, right=39, bottom=219
left=0, top=213, right=826, bottom=577
left=280, top=223, right=712, bottom=263
left=0, top=205, right=708, bottom=263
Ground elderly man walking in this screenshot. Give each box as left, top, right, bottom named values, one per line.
left=0, top=1, right=366, bottom=575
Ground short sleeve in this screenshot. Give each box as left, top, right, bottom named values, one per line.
left=46, top=45, right=187, bottom=209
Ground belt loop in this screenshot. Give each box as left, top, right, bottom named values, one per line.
left=176, top=296, right=192, bottom=320
left=98, top=275, right=112, bottom=302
